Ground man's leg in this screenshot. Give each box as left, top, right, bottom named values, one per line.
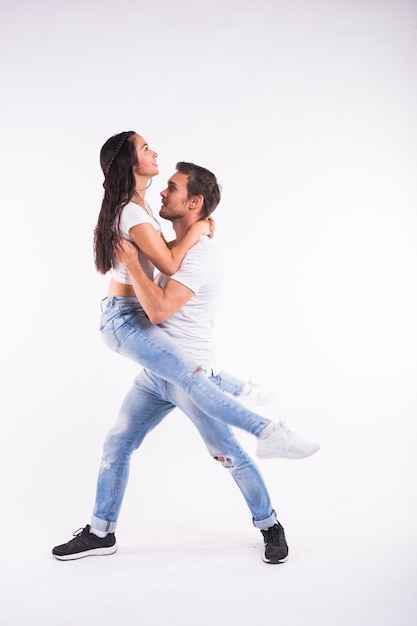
left=210, top=370, right=245, bottom=396
left=165, top=381, right=289, bottom=563
left=211, top=370, right=278, bottom=406
left=91, top=371, right=173, bottom=532
left=52, top=370, right=174, bottom=560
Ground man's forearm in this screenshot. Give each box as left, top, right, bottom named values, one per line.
left=125, top=260, right=166, bottom=324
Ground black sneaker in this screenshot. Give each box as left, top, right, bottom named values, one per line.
left=261, top=522, right=289, bottom=564
left=52, top=525, right=117, bottom=561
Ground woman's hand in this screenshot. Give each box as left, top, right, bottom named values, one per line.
left=208, top=217, right=215, bottom=239
left=190, top=217, right=215, bottom=238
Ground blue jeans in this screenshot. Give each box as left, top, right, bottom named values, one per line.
left=99, top=297, right=268, bottom=436
left=211, top=370, right=245, bottom=396
left=91, top=369, right=277, bottom=532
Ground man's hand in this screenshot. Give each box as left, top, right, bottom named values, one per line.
left=113, top=237, right=139, bottom=267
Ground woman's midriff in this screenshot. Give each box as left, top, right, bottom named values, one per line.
left=107, top=278, right=137, bottom=298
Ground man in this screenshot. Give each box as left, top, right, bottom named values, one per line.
left=52, top=162, right=319, bottom=564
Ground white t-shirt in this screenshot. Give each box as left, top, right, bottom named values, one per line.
left=111, top=201, right=162, bottom=284
left=157, top=236, right=223, bottom=369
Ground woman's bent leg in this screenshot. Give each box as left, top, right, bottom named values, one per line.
left=100, top=297, right=268, bottom=436
left=99, top=298, right=320, bottom=459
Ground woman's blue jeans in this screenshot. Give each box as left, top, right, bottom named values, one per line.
left=92, top=369, right=277, bottom=532
left=99, top=297, right=269, bottom=436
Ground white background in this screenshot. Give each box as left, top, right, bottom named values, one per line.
left=1, top=1, right=416, bottom=624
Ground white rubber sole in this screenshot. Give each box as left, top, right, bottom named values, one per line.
left=263, top=554, right=289, bottom=564
left=53, top=543, right=118, bottom=561
left=257, top=442, right=320, bottom=459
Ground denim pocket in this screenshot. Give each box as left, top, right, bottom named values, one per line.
left=100, top=319, right=121, bottom=352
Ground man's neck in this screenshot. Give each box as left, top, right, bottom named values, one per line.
left=172, top=218, right=197, bottom=244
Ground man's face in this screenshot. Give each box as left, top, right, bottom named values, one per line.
left=159, top=171, right=190, bottom=222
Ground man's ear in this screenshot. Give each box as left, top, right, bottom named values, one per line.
left=190, top=194, right=204, bottom=210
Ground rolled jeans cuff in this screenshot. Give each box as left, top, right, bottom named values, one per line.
left=252, top=510, right=277, bottom=530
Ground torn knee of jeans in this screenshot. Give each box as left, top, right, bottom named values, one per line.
left=100, top=459, right=111, bottom=470
left=214, top=455, right=235, bottom=469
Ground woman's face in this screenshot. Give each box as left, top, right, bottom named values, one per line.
left=132, top=134, right=159, bottom=178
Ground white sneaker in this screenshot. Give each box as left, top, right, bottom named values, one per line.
left=239, top=381, right=278, bottom=406
left=257, top=420, right=320, bottom=459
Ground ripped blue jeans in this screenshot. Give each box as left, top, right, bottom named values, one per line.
left=99, top=297, right=269, bottom=435
left=92, top=369, right=277, bottom=532
left=211, top=369, right=246, bottom=396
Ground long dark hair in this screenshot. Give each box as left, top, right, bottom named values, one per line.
left=93, top=130, right=137, bottom=274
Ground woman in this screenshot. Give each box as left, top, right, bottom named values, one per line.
left=94, top=130, right=318, bottom=458
left=96, top=132, right=273, bottom=404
